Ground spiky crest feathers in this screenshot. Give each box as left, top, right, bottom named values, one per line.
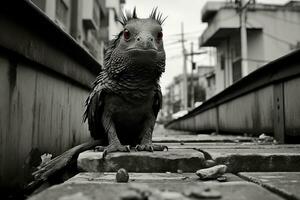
left=118, top=7, right=167, bottom=26
left=104, top=7, right=166, bottom=69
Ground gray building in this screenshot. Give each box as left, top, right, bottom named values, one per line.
left=162, top=71, right=210, bottom=120
left=30, top=0, right=125, bottom=64
left=199, top=0, right=300, bottom=93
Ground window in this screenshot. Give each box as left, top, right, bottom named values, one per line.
left=207, top=74, right=215, bottom=88
left=232, top=59, right=242, bottom=83
left=93, top=0, right=100, bottom=28
left=220, top=54, right=225, bottom=70
left=231, top=42, right=242, bottom=83
left=56, top=0, right=69, bottom=26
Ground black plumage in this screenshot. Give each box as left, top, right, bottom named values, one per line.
left=83, top=8, right=167, bottom=155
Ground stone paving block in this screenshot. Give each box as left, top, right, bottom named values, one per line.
left=77, top=149, right=205, bottom=173
left=198, top=147, right=300, bottom=172
left=29, top=176, right=284, bottom=200
left=66, top=172, right=243, bottom=184
left=153, top=134, right=253, bottom=143
left=157, top=142, right=300, bottom=150
left=239, top=172, right=300, bottom=200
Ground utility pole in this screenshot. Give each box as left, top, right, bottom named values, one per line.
left=190, top=42, right=195, bottom=109
left=240, top=0, right=248, bottom=77
left=181, top=22, right=188, bottom=110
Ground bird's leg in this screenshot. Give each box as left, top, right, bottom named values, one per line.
left=95, top=113, right=130, bottom=158
left=135, top=116, right=168, bottom=152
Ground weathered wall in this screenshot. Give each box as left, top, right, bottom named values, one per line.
left=202, top=5, right=300, bottom=94
left=166, top=49, right=300, bottom=143
left=0, top=55, right=91, bottom=188
left=0, top=1, right=101, bottom=189
left=284, top=76, right=300, bottom=137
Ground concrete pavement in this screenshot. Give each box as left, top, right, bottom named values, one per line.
left=28, top=126, right=300, bottom=200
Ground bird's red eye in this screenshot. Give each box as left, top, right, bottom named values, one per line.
left=157, top=31, right=163, bottom=40
left=123, top=29, right=130, bottom=40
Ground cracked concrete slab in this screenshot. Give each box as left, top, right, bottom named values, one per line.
left=153, top=134, right=253, bottom=143
left=196, top=147, right=300, bottom=172
left=77, top=149, right=205, bottom=173
left=29, top=177, right=284, bottom=200
left=65, top=172, right=243, bottom=184
left=239, top=172, right=300, bottom=200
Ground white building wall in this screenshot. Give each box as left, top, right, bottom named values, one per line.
left=106, top=0, right=124, bottom=40
left=248, top=10, right=300, bottom=62
left=204, top=4, right=300, bottom=94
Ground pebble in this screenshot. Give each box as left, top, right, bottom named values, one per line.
left=217, top=175, right=227, bottom=182
left=204, top=160, right=216, bottom=168
left=116, top=168, right=129, bottom=183
left=177, top=169, right=183, bottom=174
left=196, top=165, right=227, bottom=180
left=181, top=176, right=189, bottom=180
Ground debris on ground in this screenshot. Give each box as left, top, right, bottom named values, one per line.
left=196, top=165, right=227, bottom=180
left=217, top=175, right=227, bottom=182
left=204, top=160, right=216, bottom=168
left=258, top=133, right=275, bottom=144
left=37, top=153, right=52, bottom=169
left=116, top=168, right=129, bottom=183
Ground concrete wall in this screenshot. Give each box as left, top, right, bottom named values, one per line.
left=284, top=76, right=300, bottom=137
left=218, top=86, right=273, bottom=133
left=248, top=9, right=300, bottom=62
left=106, top=0, right=123, bottom=40
left=0, top=55, right=90, bottom=188
left=215, top=30, right=265, bottom=93
left=203, top=6, right=300, bottom=93
left=0, top=1, right=101, bottom=189
left=166, top=49, right=300, bottom=143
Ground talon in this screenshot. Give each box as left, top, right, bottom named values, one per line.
left=150, top=146, right=154, bottom=152
left=95, top=146, right=106, bottom=152
left=135, top=145, right=139, bottom=151
left=102, top=149, right=108, bottom=159
left=135, top=145, right=143, bottom=151
left=126, top=145, right=131, bottom=152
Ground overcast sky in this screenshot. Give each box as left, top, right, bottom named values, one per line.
left=123, top=0, right=291, bottom=94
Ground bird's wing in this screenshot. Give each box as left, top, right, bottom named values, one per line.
left=153, top=85, right=162, bottom=118
left=84, top=83, right=106, bottom=140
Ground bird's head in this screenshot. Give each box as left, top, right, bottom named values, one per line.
left=104, top=8, right=166, bottom=78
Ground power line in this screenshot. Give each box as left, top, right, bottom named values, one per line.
left=164, top=14, right=237, bottom=39
left=165, top=30, right=203, bottom=37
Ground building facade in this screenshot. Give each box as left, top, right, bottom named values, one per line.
left=199, top=0, right=300, bottom=93
left=30, top=0, right=125, bottom=65
left=161, top=69, right=213, bottom=120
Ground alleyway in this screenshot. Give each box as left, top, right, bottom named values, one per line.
left=29, top=125, right=300, bottom=200
left=2, top=1, right=300, bottom=199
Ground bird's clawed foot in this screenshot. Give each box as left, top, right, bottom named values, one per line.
left=135, top=144, right=168, bottom=152
left=95, top=144, right=130, bottom=159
